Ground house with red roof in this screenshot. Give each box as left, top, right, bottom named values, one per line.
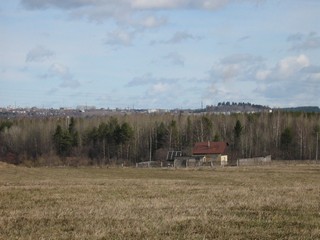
left=192, top=141, right=229, bottom=166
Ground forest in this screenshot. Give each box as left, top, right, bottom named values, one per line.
left=0, top=111, right=319, bottom=166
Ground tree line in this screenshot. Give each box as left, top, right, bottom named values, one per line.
left=0, top=111, right=319, bottom=166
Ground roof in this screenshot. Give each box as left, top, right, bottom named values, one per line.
left=192, top=141, right=228, bottom=155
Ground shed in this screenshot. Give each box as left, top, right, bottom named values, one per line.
left=166, top=151, right=182, bottom=161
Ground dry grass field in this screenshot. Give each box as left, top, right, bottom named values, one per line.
left=1, top=162, right=320, bottom=239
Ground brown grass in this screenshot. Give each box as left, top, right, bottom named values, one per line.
left=0, top=164, right=320, bottom=239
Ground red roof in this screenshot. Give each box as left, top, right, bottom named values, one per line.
left=192, top=141, right=228, bottom=155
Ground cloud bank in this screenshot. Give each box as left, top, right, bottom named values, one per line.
left=288, top=32, right=320, bottom=51
left=21, top=0, right=258, bottom=11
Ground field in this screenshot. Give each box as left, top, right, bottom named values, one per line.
left=1, top=163, right=320, bottom=239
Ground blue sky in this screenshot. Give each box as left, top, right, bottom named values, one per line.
left=1, top=0, right=319, bottom=109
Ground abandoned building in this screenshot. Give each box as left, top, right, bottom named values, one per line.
left=164, top=141, right=229, bottom=168
left=192, top=141, right=229, bottom=166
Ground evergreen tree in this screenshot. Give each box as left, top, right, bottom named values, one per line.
left=280, top=127, right=293, bottom=159
left=68, top=117, right=78, bottom=147
left=280, top=127, right=293, bottom=150
left=53, top=125, right=73, bottom=157
left=156, top=122, right=167, bottom=149
left=234, top=120, right=243, bottom=139
left=233, top=120, right=243, bottom=155
left=0, top=121, right=13, bottom=132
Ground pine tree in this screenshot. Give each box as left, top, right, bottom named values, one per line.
left=280, top=127, right=293, bottom=159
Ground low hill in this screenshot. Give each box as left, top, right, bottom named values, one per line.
left=277, top=106, right=320, bottom=113
left=206, top=102, right=271, bottom=113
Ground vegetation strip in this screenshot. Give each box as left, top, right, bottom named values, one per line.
left=0, top=164, right=320, bottom=239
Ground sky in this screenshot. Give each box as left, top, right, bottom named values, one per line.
left=1, top=0, right=320, bottom=109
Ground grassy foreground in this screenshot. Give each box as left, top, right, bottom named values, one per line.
left=0, top=163, right=320, bottom=239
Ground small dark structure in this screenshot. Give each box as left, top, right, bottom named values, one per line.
left=166, top=151, right=182, bottom=161
left=165, top=151, right=182, bottom=167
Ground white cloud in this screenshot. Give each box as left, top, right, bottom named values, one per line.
left=60, top=78, right=80, bottom=88
left=151, top=82, right=169, bottom=93
left=288, top=32, right=320, bottom=51
left=26, top=45, right=54, bottom=62
left=237, top=35, right=250, bottom=42
left=12, top=0, right=319, bottom=109
left=46, top=87, right=59, bottom=95
left=131, top=0, right=183, bottom=9
left=163, top=52, right=185, bottom=66
left=287, top=33, right=304, bottom=42
left=20, top=0, right=262, bottom=30
left=252, top=54, right=311, bottom=84
left=220, top=54, right=263, bottom=65
left=211, top=53, right=265, bottom=82
left=253, top=54, right=320, bottom=106
left=150, top=31, right=201, bottom=45
left=301, top=65, right=320, bottom=74
left=166, top=31, right=200, bottom=44
left=126, top=73, right=179, bottom=87
left=202, top=53, right=319, bottom=107
left=137, top=15, right=167, bottom=28
left=125, top=73, right=184, bottom=107
left=277, top=54, right=310, bottom=78
left=103, top=15, right=167, bottom=47
left=105, top=29, right=136, bottom=46
left=49, top=63, right=70, bottom=77
left=46, top=63, right=80, bottom=88
left=21, top=0, right=256, bottom=12
left=126, top=73, right=154, bottom=87
left=207, top=83, right=230, bottom=96
left=255, top=70, right=271, bottom=80
left=19, top=0, right=256, bottom=53
left=21, top=0, right=98, bottom=10
left=132, top=0, right=260, bottom=11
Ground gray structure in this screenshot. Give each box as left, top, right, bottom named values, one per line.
left=237, top=155, right=272, bottom=166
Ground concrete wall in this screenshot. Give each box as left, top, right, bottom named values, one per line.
left=174, top=156, right=228, bottom=168
left=174, top=158, right=189, bottom=168
left=186, top=158, right=200, bottom=168
left=136, top=161, right=161, bottom=168
left=237, top=155, right=271, bottom=166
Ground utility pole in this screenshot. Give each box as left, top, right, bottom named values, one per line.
left=316, top=132, right=319, bottom=162
left=149, top=130, right=152, bottom=162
